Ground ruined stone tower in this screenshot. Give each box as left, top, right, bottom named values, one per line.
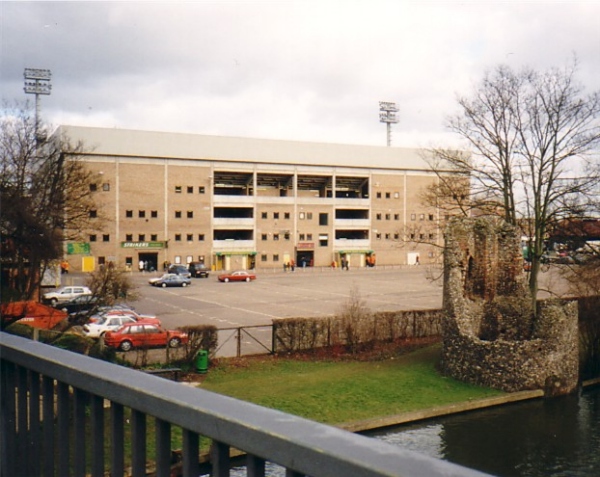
left=441, top=217, right=579, bottom=396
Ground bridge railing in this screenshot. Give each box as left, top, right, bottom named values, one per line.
left=1, top=332, right=489, bottom=477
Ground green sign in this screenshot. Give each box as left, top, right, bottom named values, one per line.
left=121, top=241, right=166, bottom=249
left=67, top=243, right=91, bottom=255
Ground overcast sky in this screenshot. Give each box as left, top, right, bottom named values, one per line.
left=2, top=1, right=599, bottom=148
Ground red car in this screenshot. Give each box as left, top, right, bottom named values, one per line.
left=103, top=323, right=188, bottom=351
left=218, top=270, right=257, bottom=283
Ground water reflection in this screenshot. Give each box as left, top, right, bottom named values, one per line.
left=370, top=387, right=600, bottom=477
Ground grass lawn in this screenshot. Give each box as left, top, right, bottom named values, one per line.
left=200, top=344, right=503, bottom=426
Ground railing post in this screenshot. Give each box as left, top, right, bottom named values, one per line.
left=237, top=327, right=242, bottom=358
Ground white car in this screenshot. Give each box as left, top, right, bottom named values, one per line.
left=43, top=286, right=92, bottom=306
left=83, top=314, right=140, bottom=338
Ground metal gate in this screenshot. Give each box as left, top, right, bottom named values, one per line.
left=216, top=325, right=273, bottom=358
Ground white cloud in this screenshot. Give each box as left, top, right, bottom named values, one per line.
left=2, top=0, right=599, bottom=148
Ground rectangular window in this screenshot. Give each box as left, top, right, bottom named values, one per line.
left=284, top=212, right=290, bottom=219
left=102, top=234, right=110, bottom=242
left=126, top=234, right=133, bottom=241
left=89, top=210, right=97, bottom=218
left=394, top=233, right=400, bottom=240
left=307, top=233, right=313, bottom=241
left=273, top=234, right=279, bottom=241
left=138, top=234, right=145, bottom=241
left=151, top=234, right=157, bottom=241
left=151, top=210, right=158, bottom=218
left=102, top=183, right=110, bottom=191
left=376, top=192, right=382, bottom=199
left=385, top=233, right=391, bottom=240
left=138, top=210, right=145, bottom=218
left=376, top=233, right=381, bottom=240
left=262, top=212, right=268, bottom=219
left=198, top=186, right=205, bottom=194
left=376, top=213, right=382, bottom=220
left=319, top=213, right=328, bottom=226
left=386, top=192, right=391, bottom=199
left=175, top=186, right=182, bottom=193
left=284, top=233, right=290, bottom=240
left=385, top=214, right=391, bottom=220
left=261, top=234, right=268, bottom=241
left=187, top=234, right=193, bottom=241
left=90, top=235, right=97, bottom=242
left=98, top=256, right=106, bottom=265
left=394, top=192, right=399, bottom=199
left=126, top=210, right=133, bottom=218
left=274, top=212, right=279, bottom=220
left=394, top=214, right=400, bottom=220
left=299, top=233, right=305, bottom=241
left=273, top=254, right=279, bottom=262
left=89, top=183, right=97, bottom=192
left=429, top=214, right=435, bottom=221
left=126, top=257, right=132, bottom=266
left=411, top=213, right=416, bottom=221
left=299, top=212, right=305, bottom=220
left=319, top=234, right=328, bottom=247
left=198, top=234, right=205, bottom=241
left=261, top=254, right=268, bottom=262
left=187, top=211, right=193, bottom=218
left=175, top=234, right=181, bottom=241
left=175, top=211, right=182, bottom=218
left=307, top=212, right=313, bottom=220
left=187, top=186, right=193, bottom=193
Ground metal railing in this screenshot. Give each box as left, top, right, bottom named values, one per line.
left=1, top=332, right=490, bottom=477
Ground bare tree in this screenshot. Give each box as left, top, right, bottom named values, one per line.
left=1, top=102, right=99, bottom=300
left=427, top=59, right=600, bottom=306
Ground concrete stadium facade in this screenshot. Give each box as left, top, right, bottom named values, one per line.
left=59, top=125, right=451, bottom=272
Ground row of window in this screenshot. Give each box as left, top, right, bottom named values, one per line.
left=375, top=191, right=401, bottom=199
left=93, top=232, right=434, bottom=243
left=175, top=186, right=206, bottom=194
left=93, top=209, right=435, bottom=222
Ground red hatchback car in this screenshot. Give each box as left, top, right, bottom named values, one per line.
left=103, top=323, right=188, bottom=352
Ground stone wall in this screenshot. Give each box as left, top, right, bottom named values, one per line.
left=441, top=217, right=579, bottom=395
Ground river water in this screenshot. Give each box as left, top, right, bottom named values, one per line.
left=214, top=387, right=599, bottom=477
left=368, top=387, right=600, bottom=477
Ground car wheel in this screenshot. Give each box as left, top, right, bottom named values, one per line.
left=168, top=337, right=181, bottom=348
left=119, top=341, right=133, bottom=352
left=224, top=277, right=229, bottom=283
left=61, top=307, right=68, bottom=313
left=161, top=283, right=167, bottom=288
left=245, top=277, right=250, bottom=282
left=51, top=298, right=58, bottom=306
left=182, top=282, right=187, bottom=287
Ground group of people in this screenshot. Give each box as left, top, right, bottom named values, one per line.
left=283, top=259, right=296, bottom=272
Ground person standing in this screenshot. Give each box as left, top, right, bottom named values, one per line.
left=139, top=259, right=144, bottom=272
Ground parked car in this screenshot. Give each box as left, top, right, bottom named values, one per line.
left=83, top=314, right=141, bottom=338
left=188, top=262, right=210, bottom=278
left=218, top=270, right=257, bottom=283
left=150, top=273, right=192, bottom=287
left=103, top=323, right=188, bottom=351
left=55, top=295, right=100, bottom=314
left=42, top=286, right=92, bottom=306
left=167, top=265, right=192, bottom=278
left=88, top=308, right=159, bottom=324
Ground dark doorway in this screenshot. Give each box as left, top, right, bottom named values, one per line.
left=138, top=252, right=158, bottom=272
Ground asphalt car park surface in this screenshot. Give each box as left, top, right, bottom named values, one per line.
left=131, top=266, right=444, bottom=331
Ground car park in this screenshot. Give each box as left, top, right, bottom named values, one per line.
left=151, top=274, right=191, bottom=287
left=188, top=262, right=210, bottom=278
left=218, top=270, right=256, bottom=283
left=42, top=286, right=92, bottom=306
left=103, top=323, right=188, bottom=351
left=167, top=265, right=191, bottom=278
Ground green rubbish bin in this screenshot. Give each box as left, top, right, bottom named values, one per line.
left=195, top=350, right=208, bottom=374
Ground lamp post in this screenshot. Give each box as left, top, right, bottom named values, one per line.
left=24, top=68, right=52, bottom=144
left=379, top=101, right=399, bottom=147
